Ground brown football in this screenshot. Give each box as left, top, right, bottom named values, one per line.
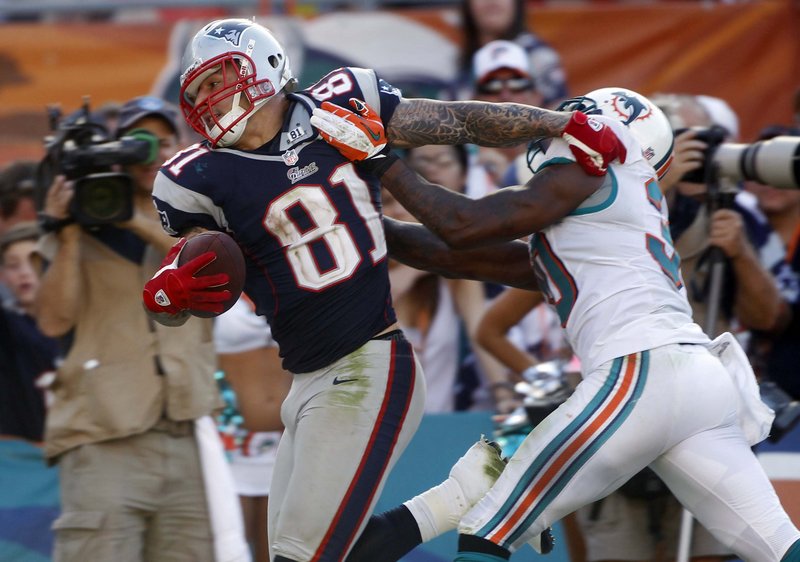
left=178, top=231, right=246, bottom=318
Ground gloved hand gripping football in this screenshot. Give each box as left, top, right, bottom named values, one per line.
left=561, top=111, right=628, bottom=176
left=143, top=238, right=231, bottom=316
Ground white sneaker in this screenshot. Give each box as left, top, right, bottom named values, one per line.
left=404, top=436, right=507, bottom=542
left=448, top=436, right=507, bottom=514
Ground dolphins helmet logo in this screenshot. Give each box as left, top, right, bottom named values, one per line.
left=205, top=21, right=251, bottom=47
left=609, top=90, right=653, bottom=126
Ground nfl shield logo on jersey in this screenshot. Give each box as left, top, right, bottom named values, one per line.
left=282, top=149, right=299, bottom=166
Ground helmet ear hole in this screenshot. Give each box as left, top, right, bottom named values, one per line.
left=268, top=54, right=281, bottom=68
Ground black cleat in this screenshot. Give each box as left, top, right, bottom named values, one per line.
left=528, top=526, right=555, bottom=554
left=540, top=527, right=555, bottom=554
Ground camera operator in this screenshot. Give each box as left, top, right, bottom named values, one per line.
left=655, top=94, right=782, bottom=336
left=745, top=125, right=800, bottom=402
left=34, top=96, right=235, bottom=562
left=657, top=97, right=800, bottom=443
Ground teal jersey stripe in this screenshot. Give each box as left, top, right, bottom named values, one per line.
left=504, top=351, right=650, bottom=545
left=478, top=356, right=625, bottom=536
left=781, top=538, right=800, bottom=562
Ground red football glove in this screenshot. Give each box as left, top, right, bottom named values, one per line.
left=310, top=98, right=388, bottom=161
left=561, top=111, right=627, bottom=176
left=143, top=238, right=231, bottom=316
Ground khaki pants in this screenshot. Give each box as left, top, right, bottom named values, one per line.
left=53, top=425, right=214, bottom=562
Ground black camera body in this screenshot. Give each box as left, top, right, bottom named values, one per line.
left=38, top=101, right=156, bottom=227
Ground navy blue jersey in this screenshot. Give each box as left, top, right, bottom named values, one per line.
left=0, top=306, right=59, bottom=441
left=153, top=67, right=402, bottom=373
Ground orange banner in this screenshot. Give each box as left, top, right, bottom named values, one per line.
left=1, top=1, right=798, bottom=166
left=527, top=0, right=799, bottom=141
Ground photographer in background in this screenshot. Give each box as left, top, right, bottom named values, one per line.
left=745, top=125, right=800, bottom=401
left=35, top=96, right=240, bottom=562
left=654, top=93, right=782, bottom=336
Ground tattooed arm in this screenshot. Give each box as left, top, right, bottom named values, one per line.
left=383, top=217, right=538, bottom=290
left=311, top=97, right=626, bottom=176
left=386, top=98, right=570, bottom=149
left=379, top=157, right=603, bottom=248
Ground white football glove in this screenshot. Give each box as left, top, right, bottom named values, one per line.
left=310, top=98, right=388, bottom=161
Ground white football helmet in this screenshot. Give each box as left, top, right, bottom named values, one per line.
left=558, top=87, right=675, bottom=179
left=180, top=18, right=296, bottom=147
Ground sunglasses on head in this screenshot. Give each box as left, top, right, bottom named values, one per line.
left=478, top=77, right=535, bottom=95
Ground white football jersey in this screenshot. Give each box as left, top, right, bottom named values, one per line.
left=531, top=119, right=708, bottom=373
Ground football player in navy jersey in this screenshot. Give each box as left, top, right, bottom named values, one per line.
left=142, top=18, right=624, bottom=562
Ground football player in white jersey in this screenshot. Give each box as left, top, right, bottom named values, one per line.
left=141, top=19, right=626, bottom=562
left=313, top=88, right=800, bottom=562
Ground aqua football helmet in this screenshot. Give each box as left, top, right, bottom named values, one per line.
left=180, top=18, right=295, bottom=147
left=558, top=87, right=674, bottom=179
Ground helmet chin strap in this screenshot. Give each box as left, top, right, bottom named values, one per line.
left=209, top=86, right=280, bottom=147
left=211, top=104, right=247, bottom=147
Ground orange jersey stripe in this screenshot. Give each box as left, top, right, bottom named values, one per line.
left=490, top=353, right=639, bottom=541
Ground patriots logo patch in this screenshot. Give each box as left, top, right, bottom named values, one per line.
left=158, top=209, right=177, bottom=236
left=206, top=21, right=251, bottom=47
left=610, top=91, right=652, bottom=125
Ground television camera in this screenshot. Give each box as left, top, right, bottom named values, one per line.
left=37, top=99, right=159, bottom=226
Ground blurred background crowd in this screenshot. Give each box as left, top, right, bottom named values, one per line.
left=1, top=0, right=798, bottom=561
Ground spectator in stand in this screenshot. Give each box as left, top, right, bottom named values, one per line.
left=0, top=222, right=58, bottom=443
left=457, top=0, right=568, bottom=108
left=475, top=287, right=569, bottom=381
left=0, top=160, right=40, bottom=308
left=214, top=296, right=292, bottom=562
left=471, top=40, right=545, bottom=189
left=0, top=160, right=38, bottom=236
left=388, top=144, right=516, bottom=413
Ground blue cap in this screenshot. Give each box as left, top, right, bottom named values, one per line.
left=116, top=96, right=179, bottom=137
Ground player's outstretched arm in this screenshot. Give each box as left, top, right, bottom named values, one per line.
left=388, top=98, right=567, bottom=148
left=381, top=155, right=601, bottom=248
left=383, top=217, right=538, bottom=290
left=388, top=98, right=626, bottom=176
left=311, top=98, right=625, bottom=177
left=312, top=100, right=606, bottom=248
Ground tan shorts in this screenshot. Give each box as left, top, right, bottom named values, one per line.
left=52, top=427, right=213, bottom=562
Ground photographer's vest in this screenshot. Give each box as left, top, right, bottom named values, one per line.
left=40, top=233, right=221, bottom=460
